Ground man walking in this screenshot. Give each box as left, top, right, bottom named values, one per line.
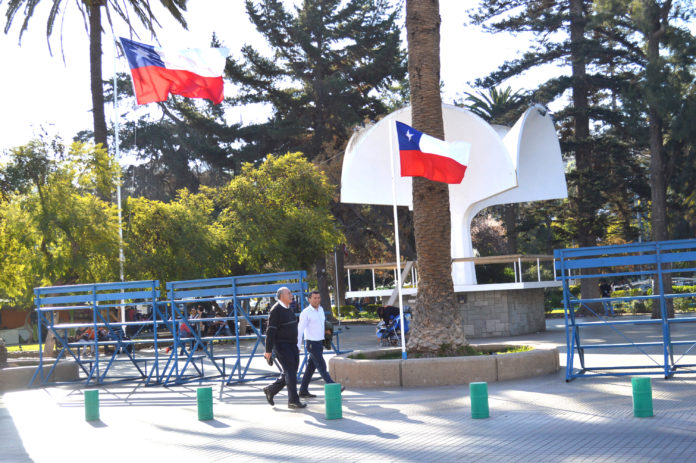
left=263, top=287, right=306, bottom=409
left=297, top=290, right=342, bottom=398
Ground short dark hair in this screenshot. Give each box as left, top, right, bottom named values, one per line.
left=309, top=291, right=321, bottom=297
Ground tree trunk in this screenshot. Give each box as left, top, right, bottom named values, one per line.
left=89, top=0, right=108, bottom=149
left=334, top=245, right=346, bottom=309
left=405, top=0, right=466, bottom=353
left=0, top=338, right=7, bottom=368
left=570, top=0, right=601, bottom=315
left=504, top=204, right=517, bottom=254
left=315, top=255, right=333, bottom=318
left=646, top=10, right=673, bottom=318
left=44, top=330, right=58, bottom=358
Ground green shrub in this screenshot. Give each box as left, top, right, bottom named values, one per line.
left=332, top=305, right=355, bottom=317
left=364, top=304, right=381, bottom=315
left=631, top=300, right=652, bottom=314
left=545, top=288, right=563, bottom=311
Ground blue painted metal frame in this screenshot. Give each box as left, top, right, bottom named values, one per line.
left=31, top=280, right=167, bottom=387
left=555, top=239, right=696, bottom=381
left=30, top=271, right=350, bottom=389
left=165, top=271, right=310, bottom=386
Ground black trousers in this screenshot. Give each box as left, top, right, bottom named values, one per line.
left=266, top=342, right=300, bottom=404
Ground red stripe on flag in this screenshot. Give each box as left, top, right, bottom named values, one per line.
left=130, top=66, right=224, bottom=105
left=399, top=149, right=467, bottom=184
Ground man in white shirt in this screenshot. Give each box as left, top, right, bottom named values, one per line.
left=297, top=291, right=341, bottom=398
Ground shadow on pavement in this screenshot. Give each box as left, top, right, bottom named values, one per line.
left=302, top=409, right=399, bottom=439
left=0, top=396, right=34, bottom=463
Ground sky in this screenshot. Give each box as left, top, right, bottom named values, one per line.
left=0, top=0, right=554, bottom=155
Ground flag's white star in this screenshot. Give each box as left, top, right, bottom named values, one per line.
left=131, top=45, right=160, bottom=62
left=405, top=130, right=413, bottom=142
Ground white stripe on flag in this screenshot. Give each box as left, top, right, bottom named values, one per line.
left=419, top=134, right=471, bottom=166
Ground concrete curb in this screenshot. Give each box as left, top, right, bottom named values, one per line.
left=0, top=361, right=79, bottom=392
left=329, top=344, right=560, bottom=388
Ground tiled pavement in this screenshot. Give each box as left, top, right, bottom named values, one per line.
left=2, top=320, right=696, bottom=462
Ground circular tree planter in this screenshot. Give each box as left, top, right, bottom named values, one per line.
left=329, top=344, right=559, bottom=388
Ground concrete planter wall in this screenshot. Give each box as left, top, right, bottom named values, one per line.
left=329, top=344, right=559, bottom=388
left=0, top=361, right=79, bottom=392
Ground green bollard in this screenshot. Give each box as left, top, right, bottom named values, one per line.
left=84, top=389, right=100, bottom=422
left=325, top=383, right=343, bottom=420
left=632, top=377, right=653, bottom=418
left=470, top=382, right=489, bottom=419
left=197, top=387, right=214, bottom=421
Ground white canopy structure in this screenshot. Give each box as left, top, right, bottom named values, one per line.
left=340, top=104, right=568, bottom=286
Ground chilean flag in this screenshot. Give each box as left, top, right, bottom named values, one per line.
left=396, top=121, right=470, bottom=184
left=120, top=37, right=229, bottom=105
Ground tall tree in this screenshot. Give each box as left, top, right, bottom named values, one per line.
left=470, top=0, right=651, bottom=306
left=2, top=0, right=188, bottom=148
left=228, top=0, right=406, bottom=309
left=228, top=0, right=406, bottom=163
left=405, top=0, right=466, bottom=353
left=594, top=0, right=696, bottom=316
left=0, top=138, right=121, bottom=305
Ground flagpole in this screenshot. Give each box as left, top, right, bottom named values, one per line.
left=388, top=122, right=407, bottom=360
left=114, top=37, right=126, bottom=326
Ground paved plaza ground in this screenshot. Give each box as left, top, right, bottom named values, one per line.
left=2, top=319, right=696, bottom=462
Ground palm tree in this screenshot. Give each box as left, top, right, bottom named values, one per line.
left=463, top=86, right=526, bottom=126
left=405, top=0, right=466, bottom=354
left=2, top=0, right=188, bottom=149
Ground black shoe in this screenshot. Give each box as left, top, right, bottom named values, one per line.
left=288, top=402, right=307, bottom=409
left=298, top=392, right=316, bottom=399
left=263, top=387, right=275, bottom=406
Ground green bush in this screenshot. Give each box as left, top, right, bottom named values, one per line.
left=545, top=288, right=563, bottom=311
left=672, top=285, right=696, bottom=295
left=631, top=300, right=652, bottom=314
left=364, top=304, right=381, bottom=315
left=331, top=305, right=355, bottom=317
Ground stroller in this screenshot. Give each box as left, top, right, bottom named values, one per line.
left=376, top=306, right=410, bottom=347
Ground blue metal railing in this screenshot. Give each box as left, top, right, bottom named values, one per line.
left=555, top=239, right=696, bottom=380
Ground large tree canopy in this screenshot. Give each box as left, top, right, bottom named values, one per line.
left=215, top=152, right=343, bottom=273
left=227, top=0, right=406, bottom=161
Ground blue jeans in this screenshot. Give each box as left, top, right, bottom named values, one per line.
left=299, top=340, right=334, bottom=393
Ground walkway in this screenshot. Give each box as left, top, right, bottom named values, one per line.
left=2, top=319, right=696, bottom=462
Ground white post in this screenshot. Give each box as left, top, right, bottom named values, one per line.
left=371, top=269, right=376, bottom=291
left=114, top=38, right=126, bottom=329
left=388, top=123, right=407, bottom=359
left=518, top=257, right=523, bottom=282
left=347, top=269, right=352, bottom=292
left=537, top=258, right=541, bottom=282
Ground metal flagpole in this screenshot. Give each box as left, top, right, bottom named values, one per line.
left=114, top=37, right=126, bottom=326
left=388, top=122, right=407, bottom=359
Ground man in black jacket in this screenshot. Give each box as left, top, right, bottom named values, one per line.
left=263, top=286, right=306, bottom=409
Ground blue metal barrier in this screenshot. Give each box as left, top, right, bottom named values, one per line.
left=165, top=271, right=309, bottom=385
left=31, top=280, right=166, bottom=387
left=555, top=239, right=696, bottom=380
left=31, top=271, right=349, bottom=389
